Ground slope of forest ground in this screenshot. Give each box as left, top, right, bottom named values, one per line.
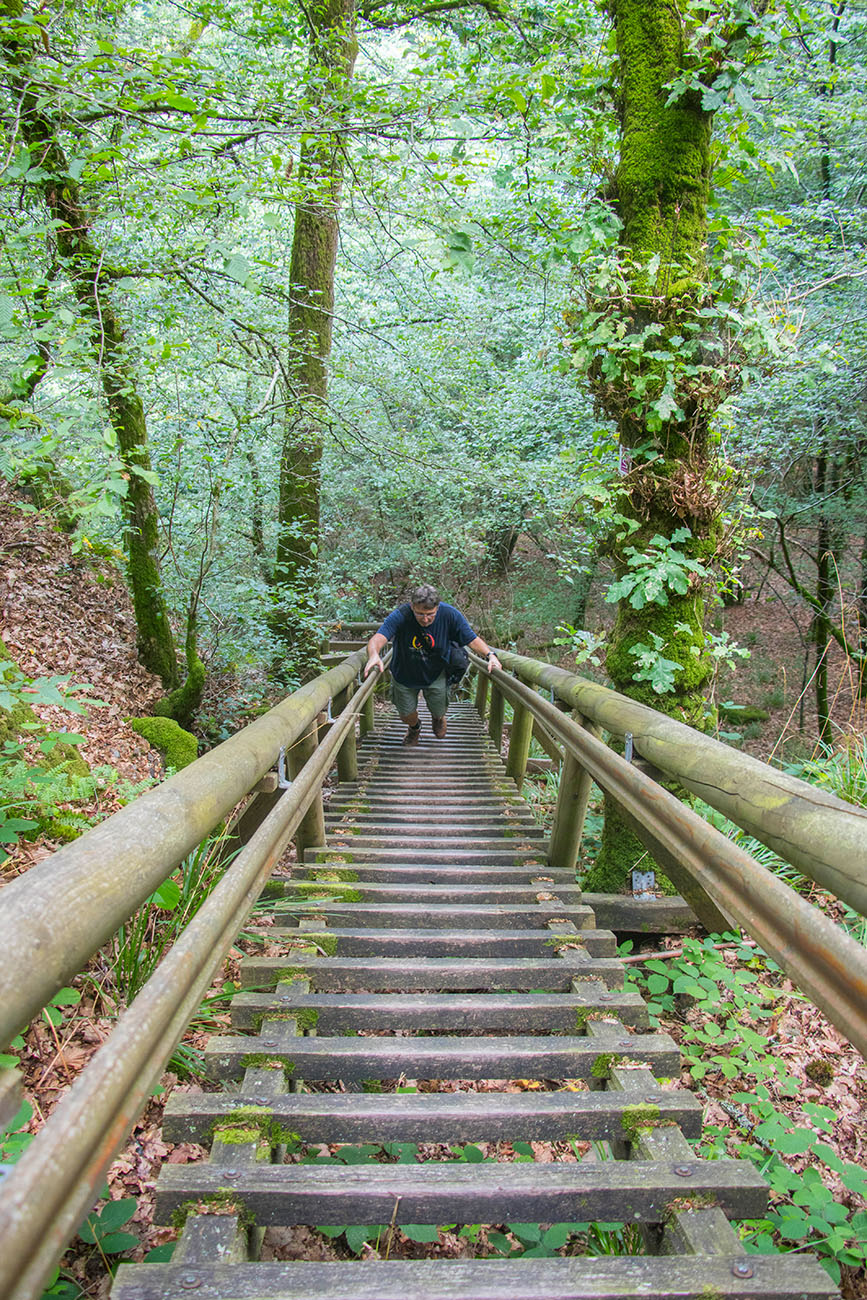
left=1, top=486, right=866, bottom=1298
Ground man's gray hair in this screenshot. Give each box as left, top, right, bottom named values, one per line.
left=410, top=584, right=440, bottom=609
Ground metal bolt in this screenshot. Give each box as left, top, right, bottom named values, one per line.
left=674, top=1164, right=693, bottom=1177
left=732, top=1261, right=754, bottom=1279
left=179, top=1274, right=202, bottom=1289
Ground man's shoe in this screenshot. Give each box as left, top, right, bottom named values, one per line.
left=432, top=716, right=447, bottom=739
left=403, top=722, right=422, bottom=745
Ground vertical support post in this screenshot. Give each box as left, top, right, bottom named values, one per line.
left=489, top=684, right=505, bottom=754
left=288, top=719, right=327, bottom=855
left=474, top=669, right=490, bottom=718
left=505, top=700, right=534, bottom=791
left=548, top=713, right=599, bottom=872
left=360, top=689, right=374, bottom=736
left=333, top=685, right=358, bottom=783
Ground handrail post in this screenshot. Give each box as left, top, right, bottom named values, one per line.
left=334, top=685, right=358, bottom=783
left=360, top=689, right=375, bottom=736
left=488, top=682, right=505, bottom=753
left=288, top=720, right=327, bottom=853
left=505, top=699, right=534, bottom=790
left=548, top=713, right=598, bottom=872
left=474, top=668, right=490, bottom=718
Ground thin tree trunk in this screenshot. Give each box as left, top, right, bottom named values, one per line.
left=813, top=452, right=832, bottom=745
left=1, top=1, right=180, bottom=692
left=273, top=0, right=358, bottom=676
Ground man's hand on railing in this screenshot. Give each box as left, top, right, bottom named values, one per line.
left=486, top=652, right=502, bottom=674
left=364, top=654, right=384, bottom=677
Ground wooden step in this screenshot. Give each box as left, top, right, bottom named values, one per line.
left=260, top=903, right=596, bottom=929
left=113, top=1254, right=837, bottom=1300
left=261, top=926, right=617, bottom=958
left=231, top=985, right=648, bottom=1032
left=290, top=864, right=572, bottom=885
left=163, top=1084, right=704, bottom=1145
left=310, top=849, right=550, bottom=866
left=278, top=884, right=583, bottom=905
left=204, top=1030, right=681, bottom=1082
left=153, top=1157, right=770, bottom=1226
left=239, top=955, right=625, bottom=992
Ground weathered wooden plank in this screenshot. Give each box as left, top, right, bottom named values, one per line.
left=204, top=1030, right=682, bottom=1082
left=153, top=1158, right=769, bottom=1226
left=326, top=811, right=540, bottom=826
left=290, top=864, right=574, bottom=885
left=230, top=987, right=649, bottom=1032
left=279, top=883, right=583, bottom=906
left=326, top=795, right=527, bottom=809
left=264, top=904, right=596, bottom=930
left=163, top=1085, right=703, bottom=1145
left=239, top=955, right=625, bottom=993
left=324, top=829, right=547, bottom=846
left=111, top=1254, right=838, bottom=1300
left=263, top=926, right=618, bottom=958
left=311, top=848, right=550, bottom=866
left=582, top=894, right=696, bottom=934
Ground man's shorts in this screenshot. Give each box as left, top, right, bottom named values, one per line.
left=390, top=673, right=448, bottom=719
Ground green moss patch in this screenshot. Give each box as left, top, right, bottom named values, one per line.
left=129, top=716, right=198, bottom=770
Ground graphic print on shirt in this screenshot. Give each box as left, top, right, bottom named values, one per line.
left=410, top=631, right=436, bottom=657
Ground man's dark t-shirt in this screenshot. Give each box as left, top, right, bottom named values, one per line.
left=377, top=603, right=476, bottom=687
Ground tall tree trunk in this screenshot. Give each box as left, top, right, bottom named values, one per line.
left=272, top=0, right=358, bottom=677
left=1, top=1, right=180, bottom=693
left=584, top=0, right=725, bottom=891
left=813, top=451, right=833, bottom=745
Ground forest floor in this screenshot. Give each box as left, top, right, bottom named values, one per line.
left=1, top=485, right=866, bottom=1297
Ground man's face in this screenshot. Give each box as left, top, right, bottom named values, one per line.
left=411, top=603, right=439, bottom=627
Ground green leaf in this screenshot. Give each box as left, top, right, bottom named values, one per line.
left=144, top=1243, right=175, bottom=1262
left=541, top=1222, right=578, bottom=1248
left=842, top=1165, right=867, bottom=1196
left=400, top=1224, right=440, bottom=1243
left=94, top=1230, right=138, bottom=1254
left=97, top=1198, right=137, bottom=1231
left=457, top=1143, right=484, bottom=1162
left=225, top=253, right=250, bottom=284
left=164, top=92, right=197, bottom=113
left=150, top=880, right=181, bottom=910
left=50, top=988, right=81, bottom=1008
left=774, top=1129, right=816, bottom=1155
left=508, top=1223, right=542, bottom=1244
left=344, top=1225, right=383, bottom=1254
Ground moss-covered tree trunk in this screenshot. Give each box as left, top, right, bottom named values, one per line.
left=272, top=0, right=358, bottom=677
left=1, top=1, right=186, bottom=701
left=585, top=0, right=724, bottom=890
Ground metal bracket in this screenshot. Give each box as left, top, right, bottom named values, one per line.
left=624, top=732, right=634, bottom=764
left=277, top=747, right=293, bottom=790
left=325, top=698, right=334, bottom=723
left=632, top=869, right=655, bottom=898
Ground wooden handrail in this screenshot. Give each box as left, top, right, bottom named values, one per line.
left=496, top=649, right=867, bottom=918
left=0, top=651, right=367, bottom=1048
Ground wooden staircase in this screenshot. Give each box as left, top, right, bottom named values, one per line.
left=113, top=700, right=834, bottom=1299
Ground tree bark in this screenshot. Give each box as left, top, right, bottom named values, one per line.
left=272, top=0, right=358, bottom=677
left=584, top=0, right=723, bottom=891
left=1, top=1, right=180, bottom=692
